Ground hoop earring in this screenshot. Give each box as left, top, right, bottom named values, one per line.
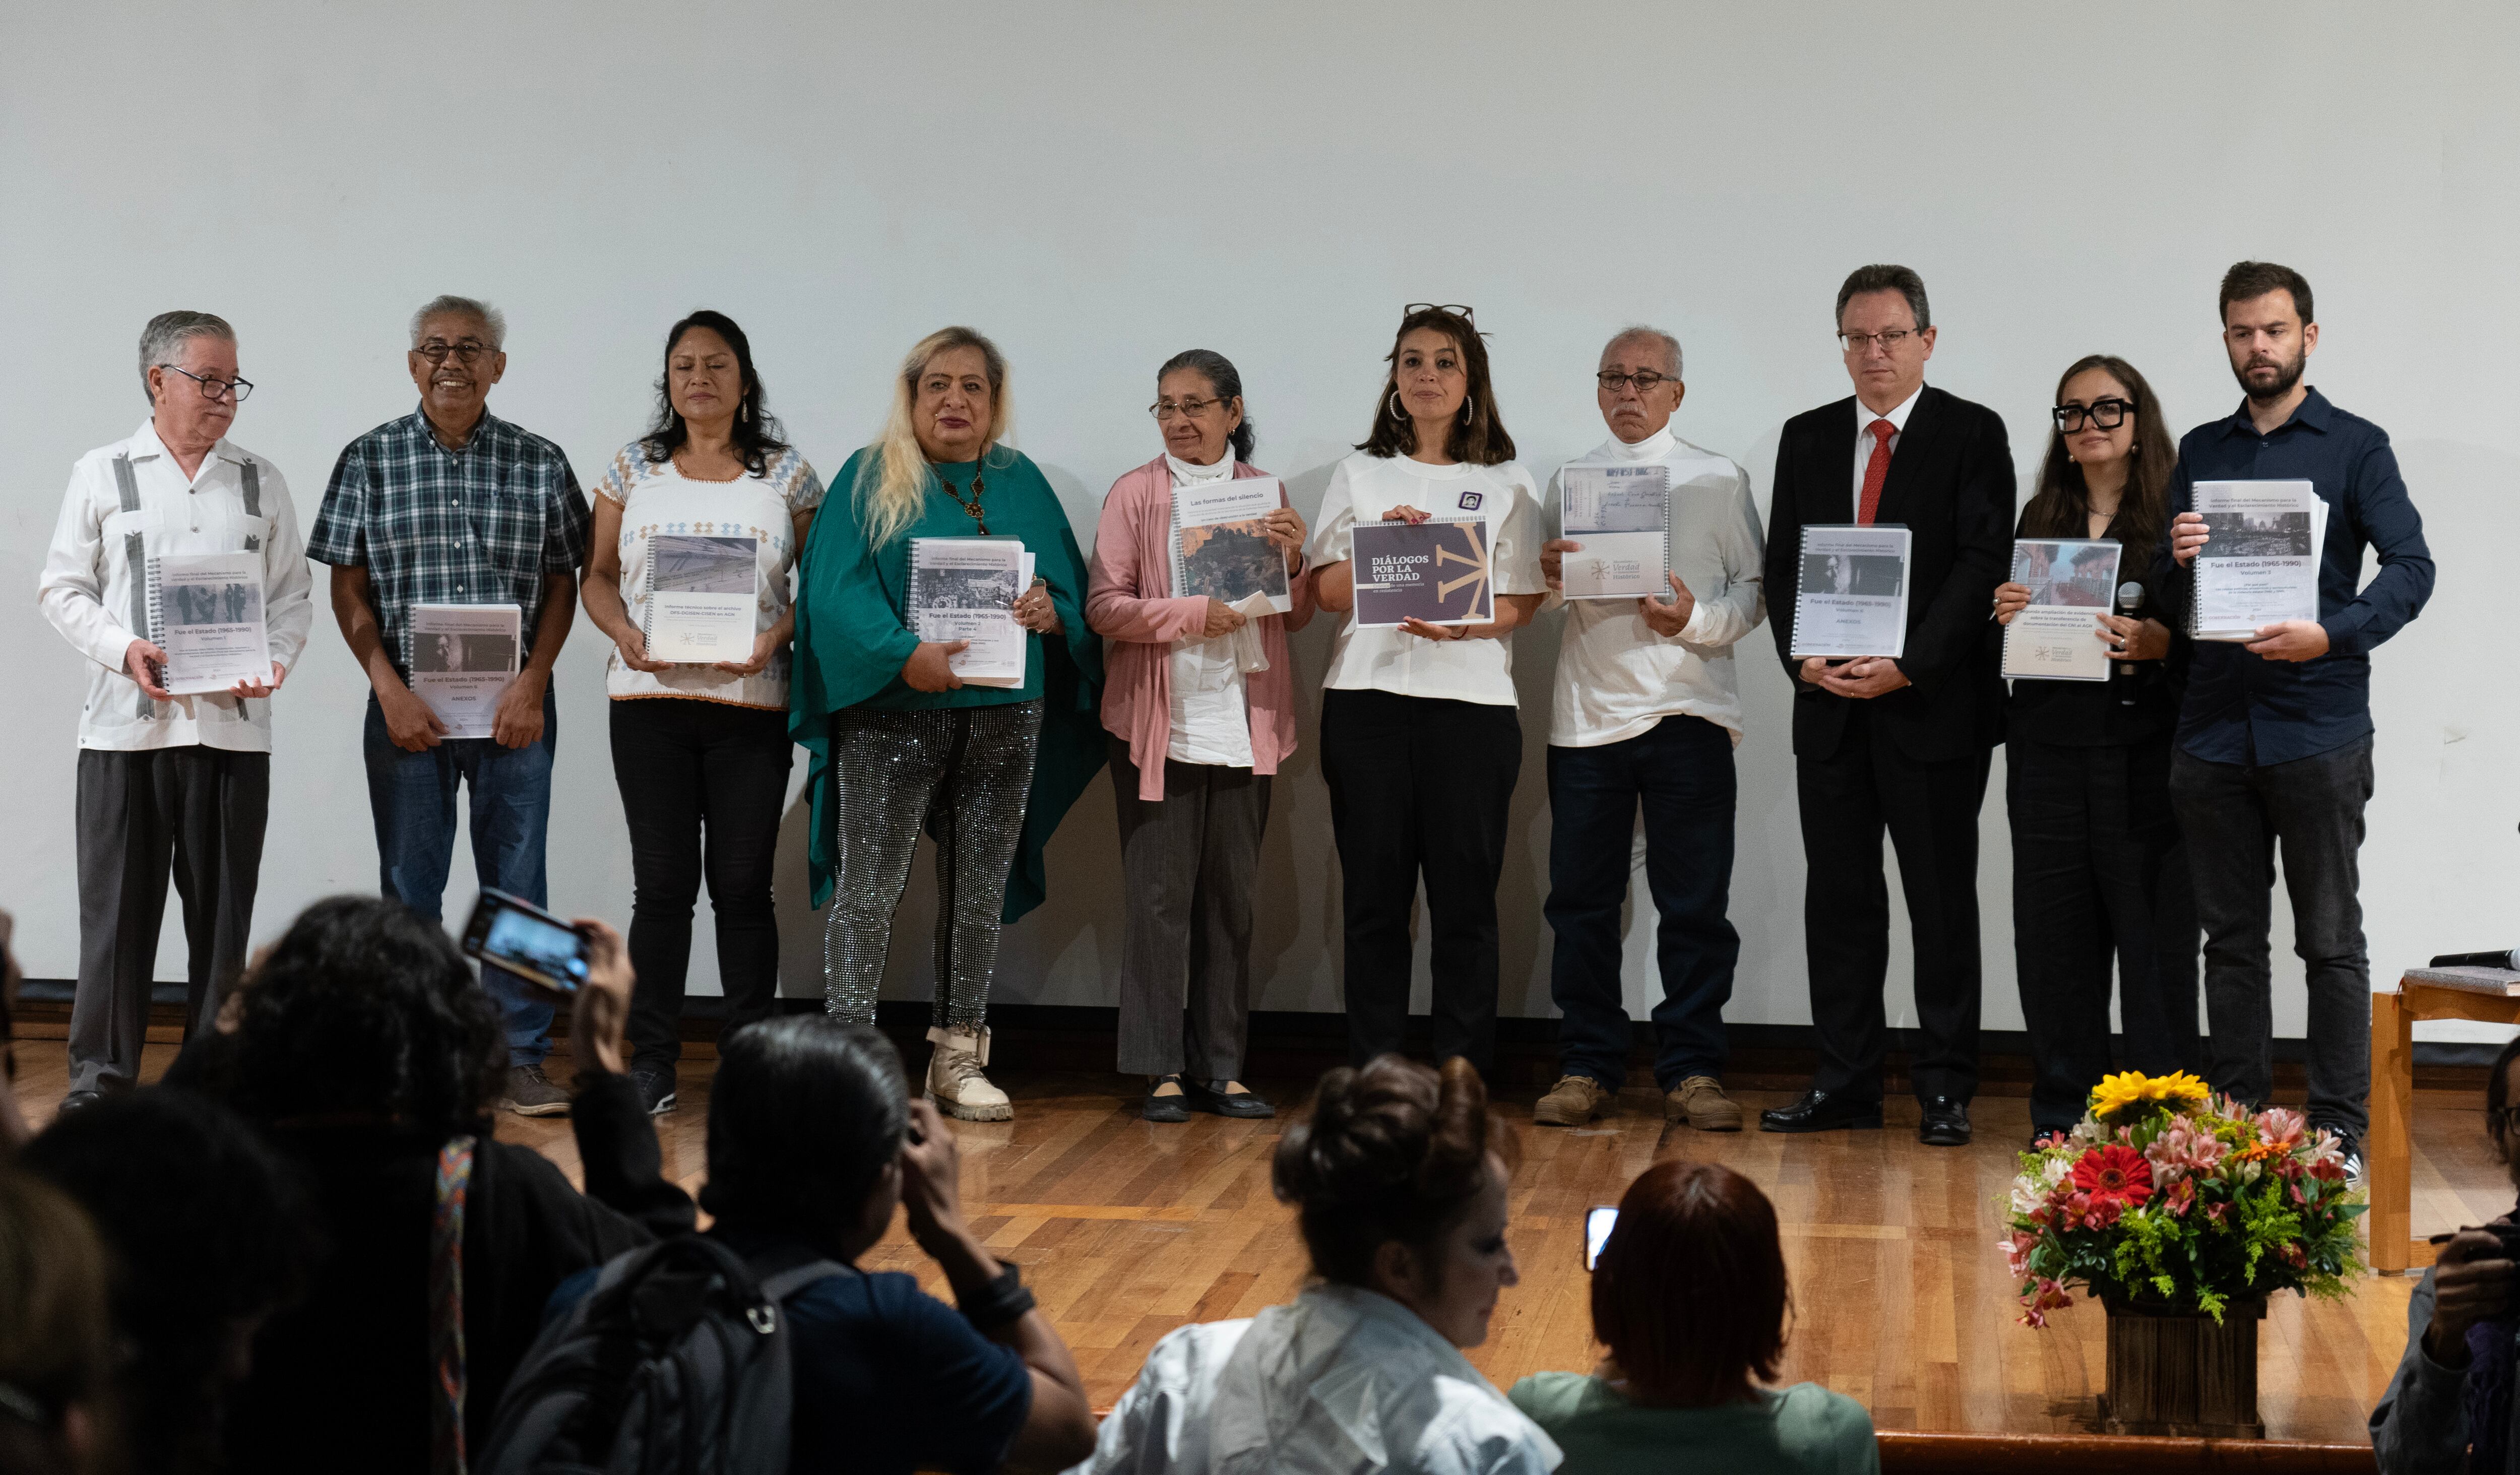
left=1388, top=390, right=1404, bottom=420
left=1460, top=394, right=1475, bottom=424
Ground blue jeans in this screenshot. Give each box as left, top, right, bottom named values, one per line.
left=362, top=686, right=558, bottom=1065
left=1543, top=715, right=1741, bottom=1091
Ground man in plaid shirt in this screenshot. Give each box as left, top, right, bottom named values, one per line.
left=306, top=294, right=591, bottom=1115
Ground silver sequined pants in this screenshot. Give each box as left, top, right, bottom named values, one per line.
left=821, top=700, right=1042, bottom=1030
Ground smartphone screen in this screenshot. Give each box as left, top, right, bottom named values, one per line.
left=464, top=892, right=588, bottom=994
left=1584, top=1206, right=1618, bottom=1271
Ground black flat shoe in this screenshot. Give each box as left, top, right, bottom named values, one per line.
left=1184, top=1079, right=1275, bottom=1119
left=1142, top=1076, right=1190, bottom=1123
left=1919, top=1096, right=1973, bottom=1147
left=1758, top=1089, right=1884, bottom=1133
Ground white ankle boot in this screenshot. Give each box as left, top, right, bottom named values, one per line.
left=926, top=1025, right=1012, bottom=1122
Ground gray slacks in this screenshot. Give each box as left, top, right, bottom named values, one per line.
left=72, top=745, right=270, bottom=1094
left=1109, top=738, right=1270, bottom=1080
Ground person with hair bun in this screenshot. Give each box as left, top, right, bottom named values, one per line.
left=1511, top=1161, right=1875, bottom=1473
left=1086, top=349, right=1312, bottom=1121
left=1076, top=1054, right=1561, bottom=1474
left=0, top=1168, right=114, bottom=1475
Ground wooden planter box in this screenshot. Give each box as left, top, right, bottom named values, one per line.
left=2096, top=1297, right=2265, bottom=1439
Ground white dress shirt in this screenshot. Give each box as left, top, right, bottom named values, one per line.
left=1303, top=451, right=1547, bottom=708
left=1544, top=427, right=1766, bottom=747
left=1067, top=1282, right=1562, bottom=1475
left=1164, top=449, right=1255, bottom=767
left=40, top=420, right=313, bottom=752
left=1850, top=383, right=1924, bottom=515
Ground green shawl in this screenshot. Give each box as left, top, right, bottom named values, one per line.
left=788, top=445, right=1105, bottom=922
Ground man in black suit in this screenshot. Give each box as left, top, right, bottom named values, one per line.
left=1759, top=264, right=2014, bottom=1146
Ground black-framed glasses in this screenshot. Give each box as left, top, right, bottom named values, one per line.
left=2053, top=398, right=2135, bottom=431
left=412, top=340, right=493, bottom=364
left=1597, top=370, right=1677, bottom=394
left=157, top=363, right=254, bottom=403
left=1405, top=302, right=1477, bottom=323
left=1837, top=328, right=1919, bottom=353
left=1150, top=396, right=1229, bottom=421
left=2491, top=1106, right=2520, bottom=1137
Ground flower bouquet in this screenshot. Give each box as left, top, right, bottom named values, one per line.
left=2000, top=1071, right=2366, bottom=1327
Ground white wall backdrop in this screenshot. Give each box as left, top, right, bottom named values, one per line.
left=6, top=2, right=2515, bottom=1044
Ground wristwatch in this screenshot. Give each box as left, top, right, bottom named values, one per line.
left=957, top=1258, right=1037, bottom=1331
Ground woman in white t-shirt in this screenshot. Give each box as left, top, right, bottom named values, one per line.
left=1304, top=304, right=1547, bottom=1075
left=580, top=310, right=822, bottom=1115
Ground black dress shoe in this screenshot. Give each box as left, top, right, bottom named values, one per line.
left=1142, top=1076, right=1190, bottom=1124
left=1919, top=1096, right=1972, bottom=1147
left=1758, top=1089, right=1884, bottom=1133
left=56, top=1089, right=105, bottom=1116
left=1184, top=1079, right=1276, bottom=1119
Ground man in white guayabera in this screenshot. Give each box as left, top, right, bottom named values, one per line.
left=37, top=310, right=312, bottom=1112
left=1530, top=327, right=1767, bottom=1133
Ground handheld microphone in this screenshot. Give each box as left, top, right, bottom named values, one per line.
left=2114, top=582, right=2144, bottom=706
left=2430, top=949, right=2520, bottom=972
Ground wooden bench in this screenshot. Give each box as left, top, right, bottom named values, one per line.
left=2368, top=968, right=2520, bottom=1275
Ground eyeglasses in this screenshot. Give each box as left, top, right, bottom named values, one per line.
left=2491, top=1106, right=2520, bottom=1137
left=1837, top=329, right=1920, bottom=353
left=412, top=340, right=493, bottom=364
left=2053, top=398, right=2136, bottom=431
left=1150, top=397, right=1229, bottom=421
left=157, top=363, right=254, bottom=403
left=1405, top=302, right=1477, bottom=323
left=1597, top=370, right=1677, bottom=394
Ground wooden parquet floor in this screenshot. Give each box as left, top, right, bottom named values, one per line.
left=19, top=1043, right=2515, bottom=1444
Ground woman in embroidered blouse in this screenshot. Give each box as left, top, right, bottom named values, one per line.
left=788, top=326, right=1103, bottom=1123
left=1303, top=304, right=1549, bottom=1076
left=1086, top=350, right=1312, bottom=1122
left=581, top=310, right=820, bottom=1115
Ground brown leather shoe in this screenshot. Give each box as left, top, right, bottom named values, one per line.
left=1533, top=1074, right=1613, bottom=1127
left=1666, top=1075, right=1743, bottom=1131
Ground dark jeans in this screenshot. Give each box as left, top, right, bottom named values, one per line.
left=362, top=686, right=557, bottom=1066
left=2008, top=737, right=2201, bottom=1132
left=1108, top=739, right=1270, bottom=1080
left=71, top=746, right=269, bottom=1094
left=1795, top=706, right=1991, bottom=1104
left=609, top=698, right=794, bottom=1071
left=2169, top=735, right=2374, bottom=1140
left=1544, top=716, right=1740, bottom=1092
left=1318, top=687, right=1522, bottom=1073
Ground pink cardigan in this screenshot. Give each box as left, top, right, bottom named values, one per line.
left=1086, top=455, right=1316, bottom=799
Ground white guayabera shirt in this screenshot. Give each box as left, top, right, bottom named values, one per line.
left=1068, top=1282, right=1562, bottom=1475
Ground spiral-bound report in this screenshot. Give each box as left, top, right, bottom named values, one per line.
left=1788, top=523, right=1909, bottom=659
left=643, top=534, right=758, bottom=662
left=908, top=537, right=1029, bottom=687
left=146, top=550, right=271, bottom=694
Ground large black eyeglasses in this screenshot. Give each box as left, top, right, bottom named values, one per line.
left=413, top=340, right=493, bottom=365
left=2053, top=398, right=2135, bottom=431
left=1597, top=370, right=1677, bottom=394
left=158, top=363, right=254, bottom=403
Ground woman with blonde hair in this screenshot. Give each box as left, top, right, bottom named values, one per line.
left=790, top=327, right=1102, bottom=1121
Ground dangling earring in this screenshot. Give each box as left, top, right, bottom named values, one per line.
left=741, top=399, right=751, bottom=424
left=1388, top=390, right=1405, bottom=420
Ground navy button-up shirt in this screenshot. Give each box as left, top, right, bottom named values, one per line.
left=2162, top=387, right=2432, bottom=765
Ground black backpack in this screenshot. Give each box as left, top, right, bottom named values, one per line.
left=476, top=1235, right=843, bottom=1475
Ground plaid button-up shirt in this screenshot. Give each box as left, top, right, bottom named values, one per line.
left=307, top=406, right=590, bottom=675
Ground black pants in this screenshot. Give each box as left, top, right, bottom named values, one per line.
left=608, top=698, right=793, bottom=1070
left=2007, top=737, right=2201, bottom=1132
left=2170, top=737, right=2374, bottom=1140
left=1318, top=688, right=1522, bottom=1072
left=1795, top=706, right=1991, bottom=1103
left=1544, top=716, right=1740, bottom=1091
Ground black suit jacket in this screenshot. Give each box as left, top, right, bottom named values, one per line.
left=1765, top=384, right=2015, bottom=763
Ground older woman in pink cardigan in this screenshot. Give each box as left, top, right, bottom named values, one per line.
left=1085, top=350, right=1313, bottom=1122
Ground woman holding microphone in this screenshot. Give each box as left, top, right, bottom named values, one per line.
left=1087, top=349, right=1311, bottom=1121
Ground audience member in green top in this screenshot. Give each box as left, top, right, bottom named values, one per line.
left=788, top=325, right=1102, bottom=1123
left=1509, top=1161, right=1878, bottom=1474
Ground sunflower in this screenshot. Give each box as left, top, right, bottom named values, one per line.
left=2088, top=1070, right=2212, bottom=1122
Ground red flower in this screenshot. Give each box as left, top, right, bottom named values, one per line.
left=2162, top=1177, right=2196, bottom=1217
left=2070, top=1145, right=2156, bottom=1207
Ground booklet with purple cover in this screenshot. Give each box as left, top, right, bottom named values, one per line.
left=1351, top=518, right=1494, bottom=628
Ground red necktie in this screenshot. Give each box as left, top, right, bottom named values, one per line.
left=1857, top=419, right=1895, bottom=526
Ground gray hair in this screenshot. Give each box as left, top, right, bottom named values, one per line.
left=1835, top=264, right=1930, bottom=333
left=138, top=310, right=235, bottom=405
left=1601, top=326, right=1682, bottom=378
left=409, top=294, right=507, bottom=350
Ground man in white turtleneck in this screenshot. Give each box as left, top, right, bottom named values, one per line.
left=1530, top=327, right=1766, bottom=1132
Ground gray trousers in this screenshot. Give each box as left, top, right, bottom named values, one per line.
left=1109, top=738, right=1270, bottom=1080
left=72, top=745, right=270, bottom=1094
left=2168, top=735, right=2374, bottom=1140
